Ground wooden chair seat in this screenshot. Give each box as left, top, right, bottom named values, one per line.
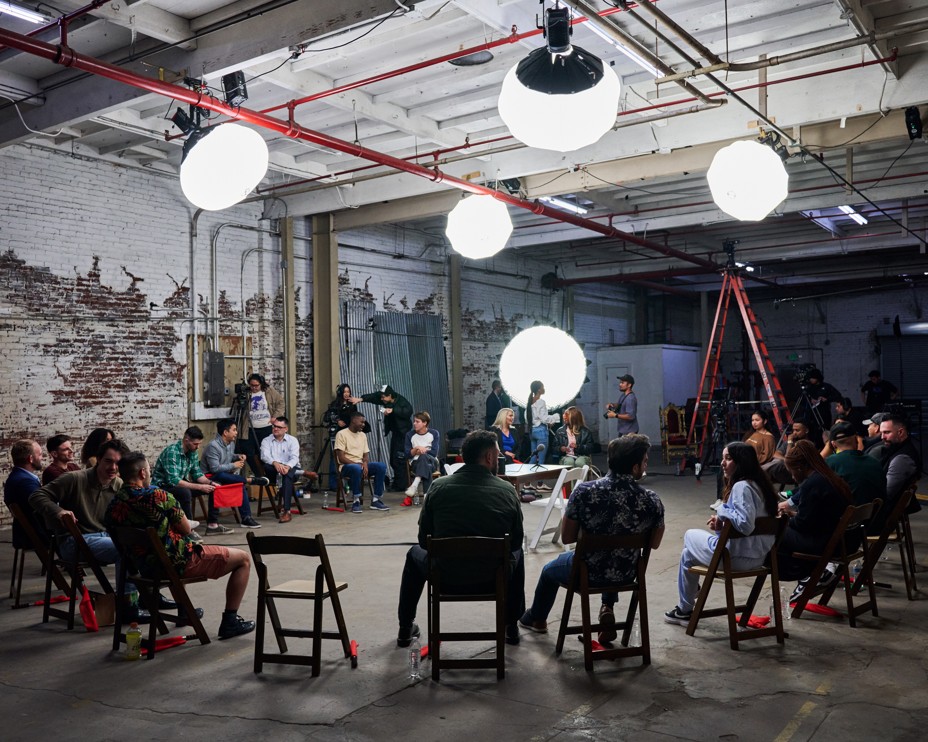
left=246, top=532, right=352, bottom=676
left=788, top=500, right=881, bottom=627
left=427, top=535, right=509, bottom=681
left=334, top=470, right=373, bottom=509
left=686, top=516, right=789, bottom=650
left=110, top=526, right=210, bottom=659
left=555, top=530, right=654, bottom=671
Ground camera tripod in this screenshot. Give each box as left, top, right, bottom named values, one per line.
left=311, top=425, right=339, bottom=489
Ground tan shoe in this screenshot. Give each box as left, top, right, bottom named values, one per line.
left=279, top=512, right=292, bottom=524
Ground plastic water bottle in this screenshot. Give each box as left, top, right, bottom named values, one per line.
left=322, top=490, right=329, bottom=509
left=631, top=619, right=641, bottom=646
left=413, top=488, right=420, bottom=507
left=780, top=585, right=791, bottom=620
left=126, top=622, right=142, bottom=660
left=345, top=482, right=352, bottom=499
left=852, top=559, right=862, bottom=582
left=409, top=636, right=421, bottom=681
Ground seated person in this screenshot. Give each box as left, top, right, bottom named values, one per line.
left=202, top=417, right=268, bottom=532
left=664, top=442, right=777, bottom=626
left=519, top=434, right=664, bottom=643
left=80, top=427, right=114, bottom=469
left=491, top=407, right=522, bottom=463
left=105, top=451, right=255, bottom=640
left=259, top=416, right=302, bottom=524
left=404, top=411, right=440, bottom=502
left=742, top=409, right=776, bottom=465
left=776, top=440, right=855, bottom=600
left=334, top=412, right=388, bottom=514
left=822, top=421, right=885, bottom=533
left=395, top=430, right=525, bottom=647
left=30, top=439, right=147, bottom=620
left=878, top=413, right=922, bottom=516
left=762, top=419, right=811, bottom=484
left=151, top=426, right=215, bottom=531
left=834, top=397, right=866, bottom=438
left=554, top=406, right=594, bottom=468
left=4, top=439, right=48, bottom=550
left=43, top=434, right=80, bottom=485
left=861, top=412, right=887, bottom=456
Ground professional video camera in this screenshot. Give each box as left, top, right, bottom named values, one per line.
left=233, top=381, right=249, bottom=405
left=322, top=406, right=341, bottom=437
left=792, top=363, right=817, bottom=392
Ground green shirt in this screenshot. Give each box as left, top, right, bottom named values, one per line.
left=418, top=463, right=523, bottom=584
left=151, top=440, right=204, bottom=489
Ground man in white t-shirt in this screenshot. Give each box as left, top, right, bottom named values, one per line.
left=334, top=412, right=388, bottom=514
left=403, top=411, right=440, bottom=502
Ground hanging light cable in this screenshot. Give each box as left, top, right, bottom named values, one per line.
left=498, top=2, right=620, bottom=152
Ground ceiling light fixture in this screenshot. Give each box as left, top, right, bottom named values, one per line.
left=539, top=195, right=589, bottom=214
left=499, top=326, right=586, bottom=408
left=838, top=204, right=868, bottom=225
left=580, top=14, right=660, bottom=77
left=180, top=123, right=269, bottom=211
left=0, top=1, right=48, bottom=23
left=445, top=195, right=513, bottom=259
left=707, top=133, right=789, bottom=222
left=498, top=2, right=620, bottom=152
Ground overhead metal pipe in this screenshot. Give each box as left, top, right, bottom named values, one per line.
left=0, top=25, right=720, bottom=273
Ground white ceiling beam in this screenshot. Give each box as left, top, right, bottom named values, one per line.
left=56, top=0, right=196, bottom=50
left=834, top=0, right=898, bottom=76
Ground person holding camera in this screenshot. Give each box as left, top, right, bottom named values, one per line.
left=605, top=374, right=639, bottom=435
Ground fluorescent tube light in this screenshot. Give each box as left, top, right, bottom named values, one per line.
left=0, top=2, right=48, bottom=24
left=539, top=195, right=589, bottom=215
left=838, top=204, right=868, bottom=225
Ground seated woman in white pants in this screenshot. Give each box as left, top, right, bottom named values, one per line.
left=664, top=441, right=779, bottom=625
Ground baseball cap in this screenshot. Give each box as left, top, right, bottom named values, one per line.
left=617, top=374, right=635, bottom=385
left=862, top=412, right=887, bottom=426
left=829, top=422, right=856, bottom=442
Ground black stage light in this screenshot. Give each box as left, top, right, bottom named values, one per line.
left=222, top=71, right=248, bottom=108
left=905, top=107, right=923, bottom=140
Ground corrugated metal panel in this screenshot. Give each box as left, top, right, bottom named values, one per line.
left=338, top=300, right=452, bottom=480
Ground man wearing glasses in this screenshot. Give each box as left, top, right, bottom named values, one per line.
left=42, top=434, right=80, bottom=485
left=260, top=416, right=302, bottom=524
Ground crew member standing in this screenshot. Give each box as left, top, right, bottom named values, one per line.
left=605, top=374, right=639, bottom=436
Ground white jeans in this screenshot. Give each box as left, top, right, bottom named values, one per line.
left=676, top=528, right=764, bottom=611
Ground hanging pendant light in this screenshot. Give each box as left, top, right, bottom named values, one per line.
left=445, top=195, right=513, bottom=259
left=179, top=123, right=269, bottom=211
left=707, top=139, right=789, bottom=222
left=497, top=4, right=620, bottom=152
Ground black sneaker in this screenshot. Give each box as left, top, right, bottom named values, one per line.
left=789, top=578, right=810, bottom=603
left=397, top=622, right=421, bottom=648
left=248, top=476, right=270, bottom=487
left=240, top=516, right=262, bottom=529
left=176, top=607, right=205, bottom=627
left=790, top=570, right=835, bottom=604
left=598, top=605, right=618, bottom=644
left=218, top=614, right=256, bottom=640
left=663, top=606, right=692, bottom=626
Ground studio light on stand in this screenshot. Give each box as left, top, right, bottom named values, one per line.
left=498, top=3, right=620, bottom=152
left=707, top=132, right=789, bottom=222
left=445, top=194, right=513, bottom=259
left=499, top=326, right=586, bottom=408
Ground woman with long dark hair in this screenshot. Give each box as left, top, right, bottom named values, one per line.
left=555, top=406, right=594, bottom=468
left=526, top=380, right=559, bottom=467
left=665, top=441, right=779, bottom=625
left=743, top=408, right=776, bottom=465
left=778, top=439, right=855, bottom=597
left=81, top=427, right=114, bottom=468
left=243, top=373, right=284, bottom=454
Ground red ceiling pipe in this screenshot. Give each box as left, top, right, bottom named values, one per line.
left=556, top=266, right=713, bottom=287
left=0, top=25, right=718, bottom=273
left=260, top=4, right=641, bottom=115
left=0, top=0, right=108, bottom=54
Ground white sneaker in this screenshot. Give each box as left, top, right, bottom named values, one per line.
left=405, top=484, right=418, bottom=496
left=709, top=499, right=722, bottom=511
left=188, top=519, right=200, bottom=529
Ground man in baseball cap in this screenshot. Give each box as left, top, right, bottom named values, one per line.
left=605, top=375, right=638, bottom=435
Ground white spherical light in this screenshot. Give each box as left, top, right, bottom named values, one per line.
left=707, top=140, right=788, bottom=221
left=180, top=123, right=269, bottom=211
left=498, top=58, right=620, bottom=152
left=499, top=327, right=586, bottom=408
left=445, top=195, right=513, bottom=259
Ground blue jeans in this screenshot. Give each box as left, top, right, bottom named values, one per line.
left=527, top=425, right=548, bottom=465
left=524, top=551, right=617, bottom=623
left=341, top=462, right=387, bottom=500
left=208, top=471, right=253, bottom=522
left=59, top=532, right=134, bottom=594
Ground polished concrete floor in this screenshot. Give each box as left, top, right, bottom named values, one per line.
left=2, top=463, right=926, bottom=741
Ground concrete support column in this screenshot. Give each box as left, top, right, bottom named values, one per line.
left=449, top=254, right=464, bottom=428
left=280, top=217, right=297, bottom=423
left=312, top=213, right=340, bottom=452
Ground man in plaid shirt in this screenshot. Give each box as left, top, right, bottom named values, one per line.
left=151, top=426, right=215, bottom=536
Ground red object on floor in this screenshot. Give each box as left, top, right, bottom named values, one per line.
left=350, top=639, right=359, bottom=667
left=401, top=496, right=413, bottom=507
left=79, top=585, right=99, bottom=632
left=322, top=506, right=345, bottom=512
left=421, top=644, right=430, bottom=659
left=735, top=614, right=771, bottom=628
left=140, top=636, right=188, bottom=655
left=16, top=594, right=71, bottom=609
left=792, top=601, right=842, bottom=618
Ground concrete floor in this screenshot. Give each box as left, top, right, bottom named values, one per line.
left=2, top=463, right=926, bottom=741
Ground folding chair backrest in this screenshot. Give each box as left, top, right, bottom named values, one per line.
left=573, top=531, right=651, bottom=561
left=427, top=535, right=510, bottom=591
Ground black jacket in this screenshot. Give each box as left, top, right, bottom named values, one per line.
left=360, top=391, right=413, bottom=436
left=554, top=425, right=595, bottom=457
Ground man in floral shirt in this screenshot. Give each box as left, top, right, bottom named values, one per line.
left=105, top=450, right=255, bottom=640
left=518, top=434, right=664, bottom=644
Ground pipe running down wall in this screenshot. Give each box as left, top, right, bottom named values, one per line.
left=0, top=26, right=720, bottom=273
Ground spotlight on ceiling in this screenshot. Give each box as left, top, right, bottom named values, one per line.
left=905, top=106, right=923, bottom=140
left=179, top=123, right=269, bottom=211
left=0, top=1, right=48, bottom=23
left=497, top=3, right=620, bottom=152
left=221, top=71, right=248, bottom=108
left=499, top=326, right=586, bottom=408
left=445, top=195, right=513, bottom=259
left=707, top=134, right=789, bottom=222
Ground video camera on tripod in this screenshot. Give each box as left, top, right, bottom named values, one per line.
left=709, top=387, right=735, bottom=426
left=792, top=363, right=817, bottom=393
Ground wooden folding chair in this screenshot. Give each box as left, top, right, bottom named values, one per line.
left=527, top=465, right=589, bottom=551
left=43, top=518, right=114, bottom=630
left=110, top=526, right=210, bottom=659
left=854, top=484, right=918, bottom=600
left=427, top=535, right=509, bottom=681
left=686, top=516, right=789, bottom=650
left=334, top=471, right=374, bottom=509
left=256, top=479, right=306, bottom=518
left=6, top=502, right=69, bottom=608
left=788, top=500, right=882, bottom=626
left=246, top=532, right=352, bottom=675
left=555, top=530, right=654, bottom=671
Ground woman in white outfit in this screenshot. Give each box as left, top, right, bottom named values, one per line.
left=664, top=441, right=779, bottom=625
left=525, top=380, right=560, bottom=473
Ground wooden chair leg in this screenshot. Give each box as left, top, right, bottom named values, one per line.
left=580, top=589, right=593, bottom=672
left=555, top=586, right=575, bottom=655
left=312, top=591, right=323, bottom=677
left=431, top=586, right=441, bottom=681
left=254, top=582, right=267, bottom=674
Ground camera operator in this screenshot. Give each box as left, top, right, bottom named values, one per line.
left=801, top=368, right=842, bottom=444
left=604, top=374, right=638, bottom=435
